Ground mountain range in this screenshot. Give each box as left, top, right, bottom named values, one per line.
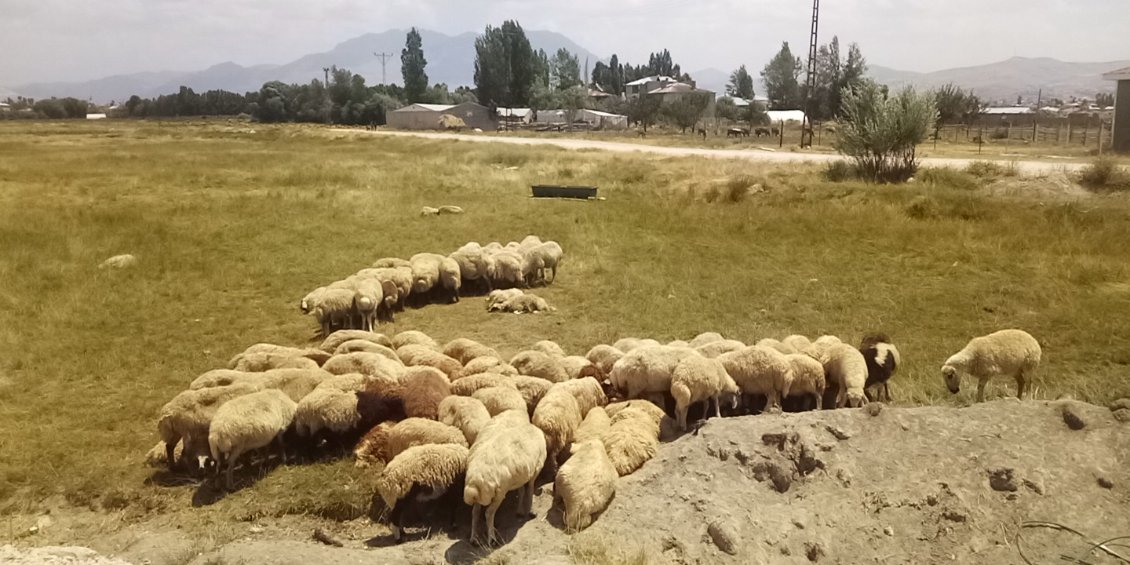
left=4, top=29, right=1124, bottom=105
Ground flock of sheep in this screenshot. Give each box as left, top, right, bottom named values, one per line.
left=298, top=235, right=564, bottom=333
left=153, top=323, right=1042, bottom=547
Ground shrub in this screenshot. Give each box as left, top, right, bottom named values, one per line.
left=823, top=160, right=857, bottom=182
left=1078, top=157, right=1130, bottom=191
left=834, top=82, right=937, bottom=183
left=918, top=167, right=980, bottom=191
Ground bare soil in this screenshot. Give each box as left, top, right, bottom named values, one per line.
left=5, top=400, right=1128, bottom=564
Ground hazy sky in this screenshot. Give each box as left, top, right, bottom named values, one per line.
left=2, top=0, right=1128, bottom=85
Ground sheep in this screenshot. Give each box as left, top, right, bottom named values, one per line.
left=322, top=352, right=405, bottom=382
left=667, top=340, right=690, bottom=348
left=531, top=340, right=567, bottom=358
left=396, top=366, right=452, bottom=420
left=510, top=375, right=553, bottom=414
left=208, top=389, right=297, bottom=489
left=189, top=369, right=264, bottom=390
left=532, top=386, right=583, bottom=474
left=457, top=356, right=518, bottom=380
left=782, top=334, right=813, bottom=352
left=486, top=288, right=523, bottom=311
left=860, top=333, right=900, bottom=402
left=670, top=354, right=739, bottom=431
left=510, top=350, right=569, bottom=383
left=392, top=330, right=440, bottom=351
left=229, top=344, right=332, bottom=368
left=378, top=279, right=400, bottom=322
left=308, top=287, right=356, bottom=336
left=574, top=406, right=611, bottom=444
left=688, top=332, right=725, bottom=348
left=438, top=257, right=462, bottom=303
left=803, top=335, right=844, bottom=361
left=584, top=344, right=624, bottom=377
left=604, top=399, right=678, bottom=441
left=361, top=267, right=413, bottom=312
left=464, top=409, right=547, bottom=547
left=438, top=395, right=491, bottom=444
left=374, top=443, right=469, bottom=543
left=695, top=339, right=746, bottom=359
left=450, top=373, right=518, bottom=396
left=420, top=206, right=440, bottom=216
left=373, top=257, right=412, bottom=269
left=409, top=253, right=448, bottom=300
left=231, top=353, right=320, bottom=372
left=293, top=373, right=401, bottom=448
left=608, top=345, right=700, bottom=400
left=756, top=338, right=798, bottom=355
left=491, top=293, right=554, bottom=314
left=396, top=344, right=463, bottom=379
left=821, top=343, right=870, bottom=408
left=783, top=353, right=826, bottom=411
left=473, top=386, right=528, bottom=416
left=717, top=346, right=793, bottom=412
left=196, top=368, right=331, bottom=402
left=438, top=205, right=464, bottom=215
left=487, top=250, right=526, bottom=289
left=560, top=356, right=602, bottom=380
left=333, top=340, right=401, bottom=362
left=443, top=338, right=501, bottom=366
left=144, top=440, right=182, bottom=468
left=942, top=329, right=1041, bottom=403
left=157, top=383, right=261, bottom=472
left=553, top=377, right=608, bottom=418
left=554, top=439, right=616, bottom=533
left=450, top=248, right=495, bottom=292
left=603, top=402, right=663, bottom=476
left=320, top=330, right=392, bottom=353
left=354, top=418, right=468, bottom=468
left=611, top=337, right=660, bottom=353
left=525, top=241, right=563, bottom=285
left=350, top=275, right=385, bottom=331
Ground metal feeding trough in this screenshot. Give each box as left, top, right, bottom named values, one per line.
left=531, top=184, right=598, bottom=199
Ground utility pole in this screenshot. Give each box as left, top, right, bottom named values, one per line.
left=322, top=67, right=331, bottom=124
left=1032, top=87, right=1041, bottom=142
left=322, top=67, right=330, bottom=86
left=801, top=0, right=820, bottom=148
left=373, top=52, right=394, bottom=85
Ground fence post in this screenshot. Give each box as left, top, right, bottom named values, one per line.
left=978, top=127, right=984, bottom=154
left=1098, top=121, right=1104, bottom=155
left=779, top=120, right=784, bottom=148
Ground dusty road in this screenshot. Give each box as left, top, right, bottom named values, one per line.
left=355, top=129, right=1086, bottom=177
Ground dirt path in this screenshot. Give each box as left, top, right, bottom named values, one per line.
left=354, top=130, right=1087, bottom=177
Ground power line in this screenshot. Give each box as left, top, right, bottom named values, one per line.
left=373, top=52, right=394, bottom=85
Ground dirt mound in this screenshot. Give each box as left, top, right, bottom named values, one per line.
left=982, top=171, right=1091, bottom=200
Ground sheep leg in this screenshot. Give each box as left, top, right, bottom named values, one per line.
left=883, top=382, right=892, bottom=402
left=1015, top=373, right=1027, bottom=399
left=165, top=440, right=178, bottom=471
left=550, top=265, right=557, bottom=283
left=224, top=452, right=238, bottom=490
left=675, top=405, right=687, bottom=431
left=470, top=504, right=482, bottom=545
left=485, top=497, right=504, bottom=546
left=274, top=433, right=287, bottom=465
left=713, top=396, right=722, bottom=419
left=523, top=477, right=537, bottom=518
left=835, top=387, right=845, bottom=409
left=976, top=379, right=988, bottom=403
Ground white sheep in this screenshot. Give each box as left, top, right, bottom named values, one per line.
left=490, top=292, right=554, bottom=314
left=354, top=417, right=468, bottom=467
left=694, top=339, right=746, bottom=359
left=670, top=354, right=739, bottom=431
left=189, top=369, right=264, bottom=390
left=608, top=344, right=700, bottom=400
left=667, top=340, right=690, bottom=348
left=464, top=409, right=547, bottom=547
left=208, top=389, right=297, bottom=489
left=783, top=353, right=826, bottom=410
left=333, top=340, right=401, bottom=362
left=360, top=267, right=413, bottom=313
left=229, top=344, right=331, bottom=368
left=373, top=257, right=411, bottom=269
left=756, top=338, right=798, bottom=355
left=532, top=386, right=583, bottom=473
left=319, top=330, right=392, bottom=354
left=860, top=333, right=901, bottom=402
left=438, top=395, right=491, bottom=444
left=611, top=337, right=660, bottom=353
left=554, top=439, right=616, bottom=533
left=420, top=206, right=440, bottom=216
left=442, top=338, right=501, bottom=366
left=473, top=386, right=528, bottom=416
left=552, top=376, right=608, bottom=418
left=457, top=356, right=518, bottom=379
left=510, top=350, right=569, bottom=383
left=486, top=249, right=526, bottom=289
left=485, top=288, right=524, bottom=311
left=438, top=256, right=462, bottom=303
left=782, top=334, right=813, bottom=352
left=391, top=330, right=440, bottom=351
left=821, top=343, right=870, bottom=408
left=717, top=345, right=793, bottom=412
left=560, top=355, right=602, bottom=380
left=408, top=252, right=444, bottom=298
left=573, top=406, right=611, bottom=444
left=688, top=332, right=725, bottom=348
left=396, top=344, right=462, bottom=379
left=603, top=401, right=663, bottom=476
left=511, top=375, right=553, bottom=414
left=157, top=382, right=259, bottom=471
left=942, top=329, right=1041, bottom=402
left=531, top=340, right=567, bottom=358
left=449, top=373, right=517, bottom=396
left=584, top=344, right=624, bottom=376
left=306, top=286, right=356, bottom=335
left=322, top=352, right=405, bottom=382
left=450, top=247, right=495, bottom=292
left=374, top=443, right=470, bottom=543
left=525, top=241, right=563, bottom=285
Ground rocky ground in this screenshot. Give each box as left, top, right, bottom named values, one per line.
left=5, top=399, right=1129, bottom=564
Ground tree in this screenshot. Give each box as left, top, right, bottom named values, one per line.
left=473, top=21, right=536, bottom=107
left=1096, top=92, right=1114, bottom=107
left=762, top=42, right=802, bottom=110
left=715, top=97, right=739, bottom=121
left=609, top=54, right=624, bottom=95
left=626, top=92, right=662, bottom=132
left=401, top=28, right=428, bottom=104
left=550, top=48, right=581, bottom=90
left=933, top=83, right=983, bottom=124
left=727, top=65, right=755, bottom=99
left=835, top=81, right=937, bottom=183
left=806, top=37, right=867, bottom=121
left=662, top=91, right=712, bottom=133
left=591, top=61, right=611, bottom=92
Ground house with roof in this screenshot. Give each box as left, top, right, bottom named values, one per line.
left=624, top=76, right=680, bottom=100
left=1104, top=66, right=1130, bottom=152
left=387, top=102, right=497, bottom=131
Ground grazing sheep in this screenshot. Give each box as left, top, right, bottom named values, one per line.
left=603, top=402, right=663, bottom=476
left=438, top=396, right=491, bottom=444
left=584, top=345, right=624, bottom=377
left=473, top=386, right=528, bottom=416
left=695, top=339, right=746, bottom=359
left=396, top=345, right=462, bottom=379
left=408, top=253, right=444, bottom=298
left=608, top=345, right=700, bottom=400
left=574, top=406, right=611, bottom=444
left=355, top=418, right=468, bottom=468
left=531, top=340, right=567, bottom=358
left=375, top=444, right=469, bottom=543
left=532, top=386, right=583, bottom=473
left=450, top=247, right=495, bottom=292
left=718, top=346, right=793, bottom=412
left=373, top=257, right=412, bottom=269
left=667, top=340, right=690, bottom=348
left=860, top=333, right=900, bottom=402
left=560, top=356, right=602, bottom=380
left=510, top=375, right=553, bottom=414
left=322, top=352, right=405, bottom=381
left=611, top=337, right=661, bottom=353
left=553, top=377, right=608, bottom=418
left=821, top=343, right=870, bottom=408
left=438, top=257, right=462, bottom=303
left=397, top=366, right=451, bottom=420
left=420, top=206, right=441, bottom=216
left=756, top=338, right=798, bottom=355
left=378, top=279, right=399, bottom=322
left=230, top=344, right=331, bottom=368
left=294, top=373, right=401, bottom=447
left=688, top=332, right=725, bottom=348
left=157, top=383, right=259, bottom=471
left=208, top=389, right=297, bottom=489
left=670, top=355, right=739, bottom=431
left=487, top=250, right=526, bottom=289
left=320, top=330, right=392, bottom=354
left=458, top=356, right=518, bottom=379
left=392, top=330, right=440, bottom=351
left=443, top=338, right=501, bottom=366
left=525, top=241, right=563, bottom=285
left=554, top=439, right=616, bottom=533
left=333, top=340, right=401, bottom=362
left=350, top=276, right=385, bottom=331
left=256, top=368, right=334, bottom=402
left=783, top=353, right=826, bottom=410
left=782, top=334, right=813, bottom=352
left=511, top=350, right=569, bottom=383
left=189, top=369, right=265, bottom=390
left=450, top=373, right=518, bottom=396
left=942, top=329, right=1041, bottom=403
left=308, top=287, right=356, bottom=336
left=464, top=410, right=547, bottom=547
left=486, top=288, right=523, bottom=311
left=361, top=267, right=412, bottom=312
left=232, top=353, right=319, bottom=372
left=804, top=335, right=843, bottom=361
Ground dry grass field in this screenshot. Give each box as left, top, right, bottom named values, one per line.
left=1, top=119, right=1129, bottom=543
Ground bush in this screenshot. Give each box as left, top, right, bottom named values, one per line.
left=1078, top=157, right=1130, bottom=191
left=918, top=167, right=980, bottom=190
left=823, top=160, right=857, bottom=182
left=834, top=82, right=937, bottom=183
left=964, top=160, right=1016, bottom=179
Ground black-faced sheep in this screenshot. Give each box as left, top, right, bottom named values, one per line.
left=942, top=329, right=1041, bottom=402
left=860, top=333, right=900, bottom=402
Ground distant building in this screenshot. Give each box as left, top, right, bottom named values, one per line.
left=765, top=110, right=806, bottom=123
left=387, top=102, right=496, bottom=131
left=1104, top=66, right=1130, bottom=153
left=982, top=107, right=1035, bottom=116
left=533, top=108, right=628, bottom=130
left=624, top=76, right=681, bottom=99
left=497, top=107, right=533, bottom=125
left=85, top=113, right=107, bottom=120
